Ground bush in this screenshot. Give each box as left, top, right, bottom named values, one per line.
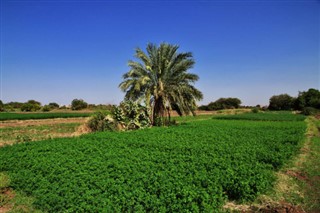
left=201, top=98, right=242, bottom=111
left=42, top=105, right=52, bottom=112
left=87, top=112, right=116, bottom=132
left=48, top=102, right=59, bottom=109
left=71, top=99, right=88, bottom=110
left=251, top=108, right=259, bottom=113
left=59, top=105, right=67, bottom=110
left=21, top=103, right=41, bottom=112
left=301, top=107, right=318, bottom=116
left=86, top=101, right=151, bottom=132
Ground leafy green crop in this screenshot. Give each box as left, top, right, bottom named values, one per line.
left=213, top=112, right=306, bottom=122
left=0, top=115, right=306, bottom=212
left=0, top=112, right=92, bottom=121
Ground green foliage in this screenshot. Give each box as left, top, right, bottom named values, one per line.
left=88, top=104, right=114, bottom=111
left=119, top=101, right=151, bottom=129
left=119, top=42, right=203, bottom=125
left=87, top=101, right=151, bottom=132
left=4, top=102, right=24, bottom=109
left=301, top=107, right=318, bottom=116
left=198, top=105, right=209, bottom=111
left=21, top=100, right=42, bottom=112
left=268, top=94, right=294, bottom=110
left=294, top=88, right=320, bottom=110
left=42, top=105, right=52, bottom=112
left=201, top=98, right=242, bottom=111
left=87, top=112, right=116, bottom=132
left=0, top=112, right=92, bottom=121
left=48, top=102, right=59, bottom=109
left=251, top=107, right=259, bottom=113
left=43, top=103, right=60, bottom=112
left=0, top=114, right=306, bottom=212
left=71, top=99, right=88, bottom=110
left=214, top=112, right=306, bottom=122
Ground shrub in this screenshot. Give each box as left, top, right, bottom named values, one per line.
left=71, top=99, right=88, bottom=110
left=201, top=98, right=242, bottom=111
left=21, top=103, right=41, bottom=112
left=87, top=112, right=116, bottom=132
left=59, top=105, right=67, bottom=110
left=87, top=101, right=151, bottom=132
left=251, top=108, right=259, bottom=113
left=48, top=102, right=59, bottom=109
left=42, top=105, right=52, bottom=112
left=301, top=107, right=318, bottom=116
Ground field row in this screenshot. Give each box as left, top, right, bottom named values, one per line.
left=0, top=113, right=306, bottom=212
left=0, top=112, right=92, bottom=121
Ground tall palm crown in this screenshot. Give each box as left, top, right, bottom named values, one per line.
left=119, top=43, right=203, bottom=124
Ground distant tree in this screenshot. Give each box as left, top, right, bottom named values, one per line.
left=294, top=88, right=320, bottom=110
left=42, top=105, right=52, bottom=112
left=20, top=100, right=42, bottom=112
left=268, top=94, right=293, bottom=110
left=71, top=99, right=88, bottom=110
left=27, top=100, right=41, bottom=106
left=206, top=97, right=242, bottom=110
left=198, top=105, right=209, bottom=111
left=48, top=102, right=60, bottom=109
left=21, top=103, right=41, bottom=112
left=59, top=105, right=67, bottom=110
left=0, top=100, right=4, bottom=112
left=5, top=102, right=24, bottom=109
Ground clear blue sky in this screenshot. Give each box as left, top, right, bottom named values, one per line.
left=1, top=0, right=319, bottom=106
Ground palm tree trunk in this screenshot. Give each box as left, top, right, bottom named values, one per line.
left=153, top=97, right=165, bottom=126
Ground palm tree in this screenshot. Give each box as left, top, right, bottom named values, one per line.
left=119, top=43, right=203, bottom=125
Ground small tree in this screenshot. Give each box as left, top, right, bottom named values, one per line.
left=71, top=99, right=88, bottom=110
left=6, top=102, right=24, bottom=109
left=294, top=88, right=320, bottom=110
left=268, top=94, right=293, bottom=110
left=48, top=102, right=60, bottom=109
left=205, top=98, right=242, bottom=110
left=0, top=100, right=4, bottom=112
left=21, top=100, right=41, bottom=112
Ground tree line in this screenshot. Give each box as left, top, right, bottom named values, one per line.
left=268, top=88, right=320, bottom=115
left=0, top=99, right=114, bottom=112
left=198, top=88, right=320, bottom=115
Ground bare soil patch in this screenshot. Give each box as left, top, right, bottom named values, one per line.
left=0, top=188, right=15, bottom=213
left=0, top=117, right=87, bottom=128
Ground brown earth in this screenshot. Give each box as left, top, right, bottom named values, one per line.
left=0, top=188, right=15, bottom=213
left=0, top=117, right=88, bottom=128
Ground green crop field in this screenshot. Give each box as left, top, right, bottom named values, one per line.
left=0, top=112, right=92, bottom=121
left=0, top=113, right=306, bottom=212
left=214, top=111, right=306, bottom=121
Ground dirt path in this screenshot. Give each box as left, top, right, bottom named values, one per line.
left=0, top=117, right=88, bottom=128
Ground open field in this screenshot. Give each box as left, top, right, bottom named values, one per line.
left=0, top=109, right=248, bottom=147
left=214, top=111, right=306, bottom=121
left=0, top=112, right=307, bottom=212
left=0, top=123, right=82, bottom=147
left=0, top=112, right=92, bottom=121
